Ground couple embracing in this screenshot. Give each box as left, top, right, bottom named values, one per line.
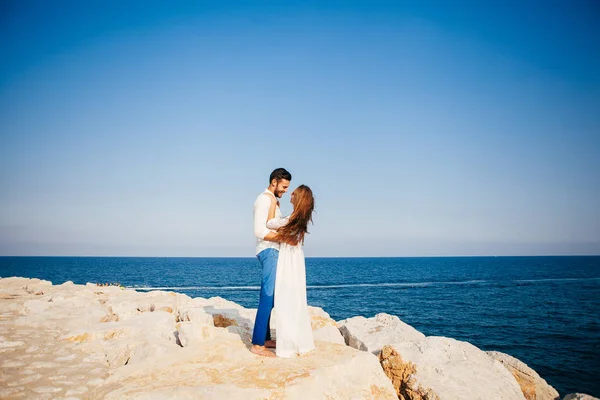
left=250, top=168, right=315, bottom=358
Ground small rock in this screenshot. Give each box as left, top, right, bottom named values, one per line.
left=563, top=394, right=600, bottom=400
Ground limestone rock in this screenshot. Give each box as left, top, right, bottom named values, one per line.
left=178, top=307, right=215, bottom=327
left=1, top=277, right=573, bottom=400
left=309, top=306, right=346, bottom=345
left=341, top=314, right=526, bottom=400
left=202, top=296, right=257, bottom=330
left=177, top=321, right=214, bottom=347
left=563, top=394, right=600, bottom=400
left=390, top=337, right=526, bottom=400
left=379, top=345, right=439, bottom=400
left=337, top=313, right=426, bottom=353
left=22, top=279, right=52, bottom=295
left=487, top=350, right=560, bottom=400
left=98, top=339, right=397, bottom=400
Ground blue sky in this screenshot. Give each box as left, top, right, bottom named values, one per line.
left=1, top=1, right=599, bottom=256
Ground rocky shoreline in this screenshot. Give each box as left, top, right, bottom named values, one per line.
left=0, top=277, right=596, bottom=400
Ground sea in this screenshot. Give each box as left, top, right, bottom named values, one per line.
left=1, top=256, right=598, bottom=397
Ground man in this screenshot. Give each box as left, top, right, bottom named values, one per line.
left=250, top=167, right=292, bottom=357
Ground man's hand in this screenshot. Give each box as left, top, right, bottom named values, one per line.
left=263, top=232, right=280, bottom=242
left=285, top=237, right=300, bottom=246
left=274, top=233, right=299, bottom=246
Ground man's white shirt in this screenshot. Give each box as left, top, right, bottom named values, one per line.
left=253, top=189, right=282, bottom=255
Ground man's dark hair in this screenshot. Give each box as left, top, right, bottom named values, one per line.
left=269, top=168, right=292, bottom=183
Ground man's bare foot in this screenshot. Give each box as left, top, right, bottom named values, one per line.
left=265, top=340, right=276, bottom=349
left=250, top=345, right=275, bottom=358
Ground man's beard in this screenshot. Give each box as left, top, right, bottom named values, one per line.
left=275, top=190, right=283, bottom=198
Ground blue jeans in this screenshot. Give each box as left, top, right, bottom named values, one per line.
left=251, top=248, right=279, bottom=345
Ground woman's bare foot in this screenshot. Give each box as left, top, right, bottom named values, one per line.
left=265, top=340, right=276, bottom=349
left=250, top=345, right=276, bottom=358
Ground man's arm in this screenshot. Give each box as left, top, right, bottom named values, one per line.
left=263, top=231, right=279, bottom=242
left=253, top=194, right=279, bottom=242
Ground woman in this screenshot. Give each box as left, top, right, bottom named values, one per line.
left=266, top=184, right=316, bottom=358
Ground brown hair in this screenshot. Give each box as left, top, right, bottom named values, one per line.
left=269, top=168, right=292, bottom=184
left=275, top=185, right=314, bottom=246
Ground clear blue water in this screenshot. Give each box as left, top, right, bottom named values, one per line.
left=1, top=256, right=599, bottom=397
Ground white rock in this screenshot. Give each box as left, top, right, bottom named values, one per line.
left=104, top=301, right=141, bottom=321
left=177, top=321, right=214, bottom=347
left=202, top=296, right=257, bottom=330
left=563, top=394, right=600, bottom=400
left=0, top=387, right=25, bottom=397
left=391, top=337, right=526, bottom=400
left=337, top=313, right=426, bottom=352
left=487, top=350, right=560, bottom=400
left=88, top=377, right=105, bottom=386
left=101, top=340, right=397, bottom=400
left=3, top=361, right=25, bottom=367
left=23, top=279, right=52, bottom=295
left=0, top=338, right=24, bottom=348
left=23, top=299, right=52, bottom=315
left=179, top=307, right=215, bottom=327
left=308, top=306, right=346, bottom=345
left=18, top=373, right=42, bottom=384
left=29, top=361, right=59, bottom=368
left=56, top=353, right=77, bottom=361
left=82, top=353, right=106, bottom=363
left=63, top=309, right=178, bottom=348
left=32, top=386, right=63, bottom=393
left=341, top=314, right=528, bottom=400
left=65, top=387, right=89, bottom=396
left=128, top=342, right=175, bottom=366
left=103, top=341, right=135, bottom=367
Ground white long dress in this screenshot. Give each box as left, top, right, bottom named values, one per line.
left=267, top=216, right=315, bottom=358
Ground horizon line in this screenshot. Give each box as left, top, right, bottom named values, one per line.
left=1, top=254, right=599, bottom=258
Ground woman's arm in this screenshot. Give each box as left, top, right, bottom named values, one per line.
left=267, top=216, right=290, bottom=230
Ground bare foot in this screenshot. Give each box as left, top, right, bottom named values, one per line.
left=250, top=345, right=276, bottom=358
left=265, top=340, right=276, bottom=349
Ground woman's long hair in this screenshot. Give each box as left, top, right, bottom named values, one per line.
left=275, top=185, right=314, bottom=246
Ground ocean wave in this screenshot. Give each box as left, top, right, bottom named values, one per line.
left=129, top=277, right=600, bottom=291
